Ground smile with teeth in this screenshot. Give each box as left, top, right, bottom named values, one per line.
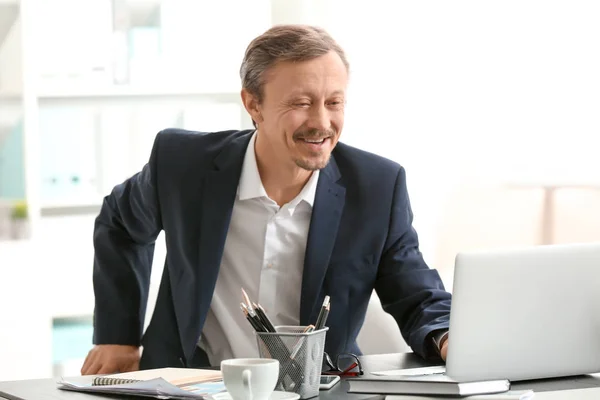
left=304, top=138, right=325, bottom=143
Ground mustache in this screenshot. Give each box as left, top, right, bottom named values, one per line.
left=292, top=128, right=336, bottom=141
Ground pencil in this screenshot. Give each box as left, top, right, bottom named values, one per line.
left=241, top=303, right=265, bottom=332
left=290, top=325, right=315, bottom=359
left=316, top=303, right=330, bottom=330
left=241, top=288, right=254, bottom=312
left=253, top=303, right=277, bottom=333
left=315, top=295, right=330, bottom=330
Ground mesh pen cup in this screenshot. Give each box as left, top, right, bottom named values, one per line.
left=255, top=326, right=328, bottom=399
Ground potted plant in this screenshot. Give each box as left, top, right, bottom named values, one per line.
left=10, top=200, right=28, bottom=240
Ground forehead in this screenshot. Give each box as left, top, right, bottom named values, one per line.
left=262, top=51, right=348, bottom=97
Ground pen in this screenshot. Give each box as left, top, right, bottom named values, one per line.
left=253, top=303, right=277, bottom=333
left=290, top=325, right=315, bottom=359
left=315, top=295, right=330, bottom=330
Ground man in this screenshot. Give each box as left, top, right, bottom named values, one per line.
left=81, top=24, right=451, bottom=375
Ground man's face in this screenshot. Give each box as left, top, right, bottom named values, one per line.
left=255, top=51, right=348, bottom=171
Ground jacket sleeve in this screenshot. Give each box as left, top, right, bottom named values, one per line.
left=92, top=132, right=163, bottom=346
left=374, top=166, right=452, bottom=360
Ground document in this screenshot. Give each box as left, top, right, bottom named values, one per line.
left=58, top=368, right=225, bottom=399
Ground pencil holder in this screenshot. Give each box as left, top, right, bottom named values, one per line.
left=255, top=326, right=328, bottom=399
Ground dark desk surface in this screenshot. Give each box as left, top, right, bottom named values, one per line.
left=0, top=353, right=430, bottom=400
left=1, top=353, right=599, bottom=400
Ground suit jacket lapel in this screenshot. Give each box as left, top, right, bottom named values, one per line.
left=177, top=132, right=252, bottom=362
left=300, top=157, right=346, bottom=325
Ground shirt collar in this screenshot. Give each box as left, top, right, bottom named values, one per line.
left=238, top=131, right=269, bottom=201
left=291, top=167, right=319, bottom=209
left=238, top=131, right=320, bottom=210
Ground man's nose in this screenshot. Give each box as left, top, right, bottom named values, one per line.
left=306, top=104, right=331, bottom=132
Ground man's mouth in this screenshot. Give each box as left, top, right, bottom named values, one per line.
left=297, top=136, right=331, bottom=151
left=301, top=138, right=327, bottom=144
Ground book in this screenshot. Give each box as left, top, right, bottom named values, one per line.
left=372, top=366, right=447, bottom=377
left=57, top=368, right=225, bottom=399
left=347, top=374, right=510, bottom=396
left=384, top=390, right=535, bottom=399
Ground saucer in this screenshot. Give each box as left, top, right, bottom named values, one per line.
left=212, top=391, right=300, bottom=400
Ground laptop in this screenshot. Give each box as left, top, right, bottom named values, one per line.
left=445, top=242, right=600, bottom=382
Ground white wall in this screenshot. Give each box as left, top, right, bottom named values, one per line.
left=315, top=0, right=600, bottom=272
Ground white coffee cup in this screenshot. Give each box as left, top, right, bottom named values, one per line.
left=221, top=358, right=280, bottom=400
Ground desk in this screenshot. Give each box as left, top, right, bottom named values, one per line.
left=1, top=353, right=600, bottom=400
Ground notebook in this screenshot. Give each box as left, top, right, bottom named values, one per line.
left=347, top=374, right=510, bottom=396
left=58, top=368, right=224, bottom=399
left=90, top=367, right=222, bottom=386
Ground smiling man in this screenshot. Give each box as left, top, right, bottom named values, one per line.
left=82, top=25, right=451, bottom=375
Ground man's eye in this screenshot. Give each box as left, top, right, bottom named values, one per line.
left=295, top=103, right=310, bottom=107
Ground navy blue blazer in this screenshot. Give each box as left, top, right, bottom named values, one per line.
left=92, top=128, right=451, bottom=369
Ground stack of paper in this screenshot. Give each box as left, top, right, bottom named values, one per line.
left=58, top=368, right=225, bottom=399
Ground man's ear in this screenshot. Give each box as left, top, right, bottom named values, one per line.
left=241, top=89, right=263, bottom=126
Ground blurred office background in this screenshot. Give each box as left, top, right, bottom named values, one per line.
left=0, top=0, right=599, bottom=381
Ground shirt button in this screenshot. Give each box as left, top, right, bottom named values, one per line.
left=267, top=262, right=273, bottom=268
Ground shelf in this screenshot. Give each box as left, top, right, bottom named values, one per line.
left=0, top=87, right=242, bottom=104
left=0, top=92, right=21, bottom=102
left=40, top=199, right=103, bottom=217
left=0, top=0, right=18, bottom=48
left=124, top=0, right=162, bottom=28
left=37, top=84, right=241, bottom=101
left=3, top=87, right=242, bottom=103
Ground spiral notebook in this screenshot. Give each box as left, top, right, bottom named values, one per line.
left=90, top=367, right=222, bottom=386
left=58, top=368, right=225, bottom=399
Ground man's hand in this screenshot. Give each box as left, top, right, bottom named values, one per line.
left=81, top=345, right=140, bottom=375
left=440, top=337, right=449, bottom=362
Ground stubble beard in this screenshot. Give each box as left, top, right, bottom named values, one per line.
left=294, top=154, right=331, bottom=171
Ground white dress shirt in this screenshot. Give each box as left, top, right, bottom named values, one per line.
left=198, top=132, right=320, bottom=365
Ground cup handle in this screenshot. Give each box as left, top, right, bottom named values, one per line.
left=242, top=369, right=252, bottom=400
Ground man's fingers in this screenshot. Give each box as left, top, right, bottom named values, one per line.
left=123, top=360, right=140, bottom=373
left=440, top=341, right=449, bottom=362
left=81, top=350, right=97, bottom=375
left=83, top=360, right=103, bottom=376
left=80, top=345, right=141, bottom=375
left=97, top=363, right=119, bottom=375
